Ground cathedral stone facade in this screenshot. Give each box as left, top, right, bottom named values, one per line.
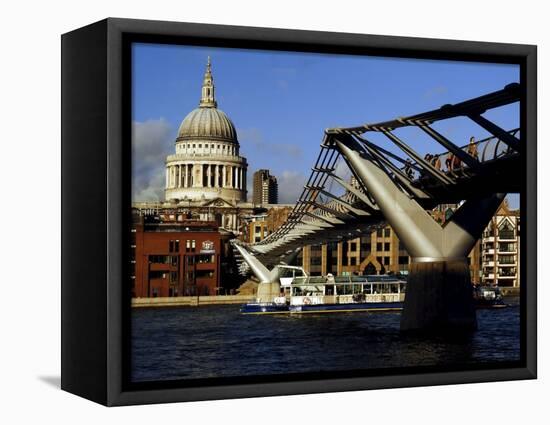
left=165, top=57, right=248, bottom=204
left=133, top=58, right=256, bottom=235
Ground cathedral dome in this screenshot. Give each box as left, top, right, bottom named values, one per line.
left=177, top=107, right=237, bottom=142
left=166, top=57, right=247, bottom=206
left=176, top=56, right=238, bottom=144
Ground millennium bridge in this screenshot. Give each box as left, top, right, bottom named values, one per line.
left=234, top=83, right=522, bottom=332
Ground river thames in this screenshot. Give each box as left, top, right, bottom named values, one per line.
left=131, top=297, right=520, bottom=383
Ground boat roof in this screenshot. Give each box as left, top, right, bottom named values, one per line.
left=292, top=275, right=405, bottom=285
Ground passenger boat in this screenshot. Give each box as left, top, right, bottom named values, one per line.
left=240, top=269, right=405, bottom=315
left=240, top=267, right=508, bottom=314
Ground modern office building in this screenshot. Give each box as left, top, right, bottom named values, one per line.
left=252, top=169, right=278, bottom=205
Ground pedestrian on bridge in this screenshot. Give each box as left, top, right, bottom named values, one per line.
left=468, top=136, right=479, bottom=160
left=432, top=154, right=441, bottom=171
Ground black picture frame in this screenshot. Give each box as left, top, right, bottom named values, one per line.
left=61, top=17, right=537, bottom=406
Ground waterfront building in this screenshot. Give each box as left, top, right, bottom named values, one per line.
left=241, top=204, right=294, bottom=243
left=481, top=200, right=520, bottom=287
left=252, top=169, right=278, bottom=205
left=246, top=213, right=269, bottom=244
left=131, top=214, right=225, bottom=297
left=299, top=210, right=482, bottom=284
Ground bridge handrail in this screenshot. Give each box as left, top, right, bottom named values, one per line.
left=402, top=128, right=519, bottom=178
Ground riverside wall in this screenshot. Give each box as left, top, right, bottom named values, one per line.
left=132, top=295, right=255, bottom=308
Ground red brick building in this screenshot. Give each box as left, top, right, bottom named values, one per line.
left=131, top=216, right=222, bottom=297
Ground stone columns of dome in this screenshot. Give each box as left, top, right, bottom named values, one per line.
left=165, top=167, right=169, bottom=189
left=206, top=164, right=210, bottom=188
left=239, top=167, right=243, bottom=190
left=215, top=164, right=219, bottom=188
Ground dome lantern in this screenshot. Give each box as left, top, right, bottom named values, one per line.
left=199, top=56, right=217, bottom=108
left=176, top=58, right=238, bottom=143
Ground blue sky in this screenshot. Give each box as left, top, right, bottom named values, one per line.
left=132, top=43, right=520, bottom=207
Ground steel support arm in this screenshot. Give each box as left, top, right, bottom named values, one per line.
left=468, top=114, right=521, bottom=152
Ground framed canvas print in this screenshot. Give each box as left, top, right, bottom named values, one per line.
left=61, top=18, right=537, bottom=406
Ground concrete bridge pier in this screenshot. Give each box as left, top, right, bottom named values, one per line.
left=335, top=137, right=505, bottom=332
left=401, top=259, right=476, bottom=332
left=233, top=243, right=299, bottom=303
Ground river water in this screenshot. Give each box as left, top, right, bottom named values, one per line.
left=131, top=297, right=520, bottom=383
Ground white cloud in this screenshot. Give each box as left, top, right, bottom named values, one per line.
left=238, top=127, right=303, bottom=158
left=277, top=170, right=307, bottom=204
left=132, top=119, right=173, bottom=202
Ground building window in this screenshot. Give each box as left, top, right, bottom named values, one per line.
left=311, top=257, right=322, bottom=266
left=197, top=254, right=215, bottom=264
left=384, top=242, right=390, bottom=252
left=377, top=228, right=383, bottom=237
left=191, top=240, right=196, bottom=251
left=376, top=242, right=383, bottom=251
left=196, top=269, right=214, bottom=279
left=350, top=242, right=357, bottom=251
left=360, top=242, right=371, bottom=254
left=350, top=257, right=357, bottom=266
left=384, top=228, right=391, bottom=237
left=149, top=255, right=169, bottom=264
left=499, top=255, right=515, bottom=264
left=169, top=239, right=180, bottom=253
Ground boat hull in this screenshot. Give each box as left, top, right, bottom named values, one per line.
left=240, top=300, right=507, bottom=315
left=240, top=302, right=403, bottom=315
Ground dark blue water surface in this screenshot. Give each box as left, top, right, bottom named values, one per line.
left=131, top=298, right=520, bottom=382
